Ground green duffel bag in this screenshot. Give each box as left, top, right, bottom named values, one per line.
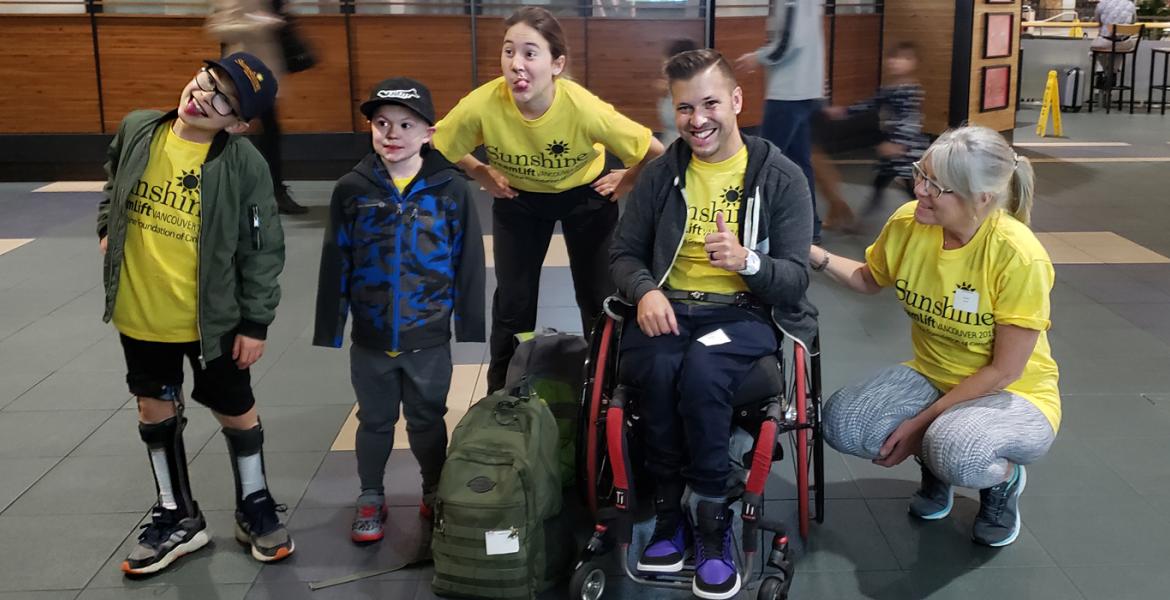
left=504, top=329, right=588, bottom=488
left=431, top=387, right=571, bottom=599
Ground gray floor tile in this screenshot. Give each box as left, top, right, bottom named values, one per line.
left=75, top=585, right=249, bottom=600
left=865, top=498, right=1054, bottom=571
left=0, top=410, right=114, bottom=458
left=764, top=440, right=862, bottom=501
left=71, top=408, right=222, bottom=458
left=0, top=457, right=59, bottom=513
left=903, top=567, right=1085, bottom=600
left=0, top=512, right=142, bottom=592
left=185, top=451, right=325, bottom=512
left=450, top=342, right=488, bottom=366
left=298, top=452, right=422, bottom=509
left=195, top=405, right=355, bottom=455
left=765, top=499, right=900, bottom=572
left=87, top=511, right=265, bottom=589
left=1022, top=436, right=1136, bottom=497
left=0, top=592, right=80, bottom=600
left=1058, top=393, right=1170, bottom=439
left=3, top=371, right=131, bottom=412
left=1024, top=494, right=1170, bottom=566
left=4, top=455, right=156, bottom=516
left=250, top=346, right=354, bottom=407
left=1093, top=437, right=1170, bottom=496
left=245, top=580, right=418, bottom=600
left=783, top=570, right=910, bottom=600
left=1067, top=565, right=1170, bottom=600
left=252, top=506, right=430, bottom=585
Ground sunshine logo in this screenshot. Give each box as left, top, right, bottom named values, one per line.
left=175, top=170, right=200, bottom=203
left=721, top=185, right=743, bottom=204
left=956, top=281, right=976, bottom=293
left=546, top=140, right=569, bottom=156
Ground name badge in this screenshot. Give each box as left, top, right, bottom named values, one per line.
left=485, top=529, right=520, bottom=555
left=953, top=289, right=980, bottom=313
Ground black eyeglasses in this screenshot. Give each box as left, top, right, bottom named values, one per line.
left=911, top=161, right=953, bottom=201
left=195, top=68, right=237, bottom=117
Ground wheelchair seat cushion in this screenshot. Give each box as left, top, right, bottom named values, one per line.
left=731, top=355, right=783, bottom=407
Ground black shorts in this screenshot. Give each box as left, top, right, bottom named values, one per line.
left=119, top=333, right=255, bottom=416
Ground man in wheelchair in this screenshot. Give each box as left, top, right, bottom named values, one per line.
left=609, top=48, right=815, bottom=600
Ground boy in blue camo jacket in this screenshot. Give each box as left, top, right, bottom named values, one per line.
left=313, top=78, right=485, bottom=544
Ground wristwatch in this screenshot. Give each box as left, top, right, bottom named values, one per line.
left=736, top=250, right=761, bottom=276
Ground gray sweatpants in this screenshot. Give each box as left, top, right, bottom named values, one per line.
left=823, top=365, right=1055, bottom=490
left=350, top=343, right=453, bottom=496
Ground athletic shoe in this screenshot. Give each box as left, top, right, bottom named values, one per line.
left=276, top=185, right=308, bottom=215
left=973, top=464, right=1027, bottom=547
left=234, top=489, right=295, bottom=562
left=692, top=500, right=740, bottom=600
left=121, top=504, right=210, bottom=576
left=351, top=493, right=387, bottom=544
left=637, top=517, right=690, bottom=573
left=909, top=459, right=954, bottom=520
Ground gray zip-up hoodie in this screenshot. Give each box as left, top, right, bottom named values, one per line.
left=610, top=134, right=818, bottom=349
left=756, top=0, right=825, bottom=101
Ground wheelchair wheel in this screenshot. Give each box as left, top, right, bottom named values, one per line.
left=757, top=575, right=789, bottom=600
left=789, top=333, right=826, bottom=539
left=579, top=315, right=618, bottom=516
left=569, top=562, right=607, bottom=600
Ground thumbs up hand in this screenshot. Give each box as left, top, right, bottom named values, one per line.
left=705, top=212, right=749, bottom=272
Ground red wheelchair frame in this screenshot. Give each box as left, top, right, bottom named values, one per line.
left=570, top=300, right=825, bottom=600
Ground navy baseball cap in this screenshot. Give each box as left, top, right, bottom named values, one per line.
left=203, top=52, right=278, bottom=121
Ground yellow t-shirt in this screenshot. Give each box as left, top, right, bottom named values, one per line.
left=865, top=202, right=1061, bottom=431
left=432, top=77, right=652, bottom=193
left=113, top=124, right=207, bottom=343
left=666, top=146, right=750, bottom=295
left=393, top=177, right=412, bottom=194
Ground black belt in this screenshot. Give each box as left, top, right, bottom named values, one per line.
left=662, top=289, right=763, bottom=309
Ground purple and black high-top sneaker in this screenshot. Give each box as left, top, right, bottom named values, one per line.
left=637, top=482, right=690, bottom=573
left=692, top=500, right=740, bottom=600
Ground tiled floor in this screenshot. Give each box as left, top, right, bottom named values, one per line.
left=1, top=108, right=1169, bottom=599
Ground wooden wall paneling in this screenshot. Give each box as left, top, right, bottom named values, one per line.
left=830, top=14, right=881, bottom=108
left=585, top=19, right=704, bottom=128
left=277, top=16, right=353, bottom=133
left=474, top=16, right=587, bottom=87
left=713, top=15, right=768, bottom=127
left=967, top=2, right=1020, bottom=132
left=882, top=0, right=956, bottom=135
left=0, top=16, right=102, bottom=133
left=349, top=15, right=472, bottom=131
left=95, top=16, right=220, bottom=133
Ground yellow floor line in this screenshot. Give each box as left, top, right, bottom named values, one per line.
left=1014, top=142, right=1131, bottom=147
left=32, top=182, right=105, bottom=193
left=1037, top=231, right=1170, bottom=264
left=0, top=239, right=33, bottom=256
left=484, top=234, right=569, bottom=268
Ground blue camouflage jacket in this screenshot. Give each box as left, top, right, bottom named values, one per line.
left=313, top=150, right=486, bottom=351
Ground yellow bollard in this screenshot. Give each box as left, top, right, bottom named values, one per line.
left=1070, top=19, right=1084, bottom=39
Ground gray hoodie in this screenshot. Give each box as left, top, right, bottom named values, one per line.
left=610, top=134, right=819, bottom=349
left=756, top=0, right=825, bottom=102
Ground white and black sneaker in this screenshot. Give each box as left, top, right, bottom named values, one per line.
left=234, top=489, right=295, bottom=562
left=121, top=504, right=210, bottom=576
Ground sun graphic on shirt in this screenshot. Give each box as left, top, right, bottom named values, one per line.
left=721, top=185, right=743, bottom=205
left=546, top=140, right=569, bottom=156
left=175, top=170, right=201, bottom=203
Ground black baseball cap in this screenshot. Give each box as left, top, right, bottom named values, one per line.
left=203, top=52, right=278, bottom=121
left=360, top=78, right=436, bottom=125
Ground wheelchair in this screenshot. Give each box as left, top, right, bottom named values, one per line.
left=570, top=296, right=825, bottom=600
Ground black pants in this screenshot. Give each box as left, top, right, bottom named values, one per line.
left=255, top=106, right=283, bottom=191
left=486, top=185, right=617, bottom=392
left=619, top=304, right=777, bottom=497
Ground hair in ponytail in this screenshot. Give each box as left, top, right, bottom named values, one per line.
left=927, top=125, right=1035, bottom=227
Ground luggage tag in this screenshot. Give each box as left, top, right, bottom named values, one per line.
left=485, top=527, right=520, bottom=555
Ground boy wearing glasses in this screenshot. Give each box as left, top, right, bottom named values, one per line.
left=97, top=52, right=294, bottom=576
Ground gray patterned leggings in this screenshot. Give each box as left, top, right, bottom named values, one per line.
left=823, top=365, right=1056, bottom=490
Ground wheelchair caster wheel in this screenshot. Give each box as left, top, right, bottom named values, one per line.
left=757, top=574, right=789, bottom=600
left=570, top=562, right=606, bottom=600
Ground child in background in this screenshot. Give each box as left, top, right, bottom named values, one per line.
left=313, top=78, right=486, bottom=544
left=826, top=41, right=928, bottom=216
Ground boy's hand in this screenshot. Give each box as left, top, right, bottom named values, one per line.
left=99, top=236, right=107, bottom=256
left=704, top=213, right=748, bottom=272
left=734, top=52, right=759, bottom=73
left=232, top=334, right=265, bottom=369
left=637, top=289, right=679, bottom=337
left=591, top=169, right=626, bottom=201
left=878, top=141, right=907, bottom=159
left=472, top=164, right=518, bottom=199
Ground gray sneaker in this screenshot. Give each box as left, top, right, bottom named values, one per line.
left=973, top=464, right=1026, bottom=547
left=234, top=489, right=295, bottom=562
left=909, top=459, right=953, bottom=520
